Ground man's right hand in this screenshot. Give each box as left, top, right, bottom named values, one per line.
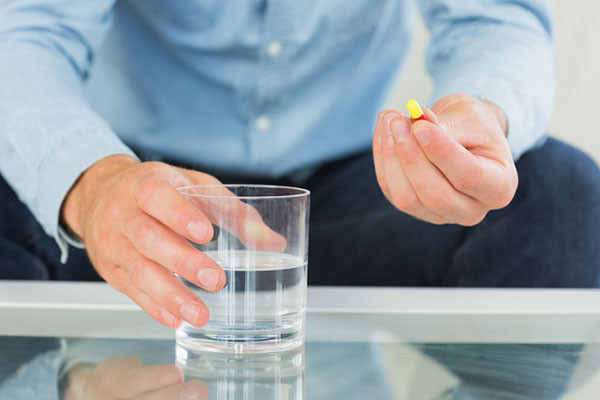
left=64, top=357, right=208, bottom=400
left=62, top=155, right=229, bottom=328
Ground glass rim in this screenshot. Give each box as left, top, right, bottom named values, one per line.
left=176, top=184, right=310, bottom=199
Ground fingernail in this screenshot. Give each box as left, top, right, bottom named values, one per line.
left=383, top=112, right=397, bottom=135
left=197, top=268, right=220, bottom=291
left=413, top=126, right=433, bottom=146
left=161, top=308, right=178, bottom=326
left=187, top=221, right=208, bottom=242
left=180, top=382, right=200, bottom=400
left=390, top=119, right=411, bottom=142
left=180, top=303, right=201, bottom=325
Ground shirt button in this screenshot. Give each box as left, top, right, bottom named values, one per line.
left=255, top=115, right=271, bottom=132
left=266, top=40, right=283, bottom=57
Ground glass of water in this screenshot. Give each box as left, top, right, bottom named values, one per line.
left=176, top=184, right=310, bottom=354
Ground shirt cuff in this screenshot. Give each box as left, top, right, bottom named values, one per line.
left=428, top=73, right=548, bottom=162
left=35, top=127, right=140, bottom=264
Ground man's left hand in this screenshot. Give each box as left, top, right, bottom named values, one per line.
left=373, top=93, right=518, bottom=226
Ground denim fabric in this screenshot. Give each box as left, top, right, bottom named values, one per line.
left=1, top=138, right=599, bottom=287
left=305, top=138, right=600, bottom=287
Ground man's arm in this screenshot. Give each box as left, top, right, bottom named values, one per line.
left=0, top=0, right=139, bottom=263
left=418, top=0, right=555, bottom=160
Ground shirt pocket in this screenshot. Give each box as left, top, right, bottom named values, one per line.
left=137, top=0, right=223, bottom=31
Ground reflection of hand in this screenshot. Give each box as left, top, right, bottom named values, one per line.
left=373, top=94, right=518, bottom=226
left=64, top=357, right=208, bottom=400
left=62, top=156, right=284, bottom=328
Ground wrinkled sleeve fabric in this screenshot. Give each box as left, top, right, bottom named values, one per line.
left=0, top=1, right=139, bottom=263
left=417, top=0, right=555, bottom=160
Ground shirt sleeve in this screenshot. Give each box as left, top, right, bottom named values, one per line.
left=417, top=0, right=555, bottom=160
left=0, top=1, right=140, bottom=263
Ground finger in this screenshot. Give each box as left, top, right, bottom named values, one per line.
left=419, top=107, right=440, bottom=124
left=124, top=365, right=184, bottom=398
left=109, top=362, right=184, bottom=399
left=104, top=266, right=184, bottom=328
left=379, top=113, right=447, bottom=224
left=414, top=114, right=516, bottom=208
left=373, top=110, right=395, bottom=199
left=177, top=175, right=288, bottom=252
left=182, top=189, right=288, bottom=252
left=411, top=119, right=484, bottom=197
left=85, top=357, right=142, bottom=398
left=112, top=237, right=210, bottom=327
left=389, top=115, right=487, bottom=225
left=136, top=179, right=214, bottom=244
left=122, top=212, right=226, bottom=292
left=134, top=380, right=210, bottom=400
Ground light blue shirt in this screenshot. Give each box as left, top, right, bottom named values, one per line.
left=0, top=0, right=554, bottom=261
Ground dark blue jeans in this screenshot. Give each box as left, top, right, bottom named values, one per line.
left=2, top=138, right=600, bottom=287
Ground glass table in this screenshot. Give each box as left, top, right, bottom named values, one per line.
left=2, top=281, right=600, bottom=399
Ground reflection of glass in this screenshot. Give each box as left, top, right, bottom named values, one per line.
left=176, top=343, right=305, bottom=399
left=177, top=185, right=310, bottom=354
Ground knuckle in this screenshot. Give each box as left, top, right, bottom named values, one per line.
left=376, top=175, right=389, bottom=196
left=127, top=258, right=149, bottom=286
left=103, top=195, right=122, bottom=220
left=432, top=142, right=452, bottom=162
left=144, top=161, right=169, bottom=174
left=137, top=178, right=164, bottom=210
left=422, top=192, right=450, bottom=213
left=169, top=252, right=190, bottom=275
left=464, top=105, right=481, bottom=121
left=134, top=162, right=169, bottom=183
left=133, top=221, right=160, bottom=252
left=454, top=168, right=482, bottom=192
left=461, top=211, right=487, bottom=227
left=392, top=194, right=419, bottom=213
left=401, top=151, right=419, bottom=168
left=492, top=190, right=515, bottom=209
left=197, top=172, right=221, bottom=185
left=488, top=176, right=518, bottom=209
left=387, top=185, right=418, bottom=211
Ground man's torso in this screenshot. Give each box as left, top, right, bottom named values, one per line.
left=84, top=0, right=413, bottom=176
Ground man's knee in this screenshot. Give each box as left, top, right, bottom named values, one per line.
left=515, top=137, right=600, bottom=217
left=511, top=137, right=600, bottom=286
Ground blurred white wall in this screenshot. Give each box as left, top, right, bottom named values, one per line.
left=390, top=0, right=600, bottom=163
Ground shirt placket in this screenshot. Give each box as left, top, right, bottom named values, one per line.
left=249, top=0, right=292, bottom=172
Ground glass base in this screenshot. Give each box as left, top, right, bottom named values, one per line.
left=176, top=342, right=305, bottom=399
left=176, top=329, right=305, bottom=354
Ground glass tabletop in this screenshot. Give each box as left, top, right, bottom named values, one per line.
left=2, top=281, right=600, bottom=399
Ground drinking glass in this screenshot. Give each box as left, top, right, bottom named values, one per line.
left=176, top=184, right=310, bottom=354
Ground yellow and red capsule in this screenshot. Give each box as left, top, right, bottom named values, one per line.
left=406, top=99, right=427, bottom=121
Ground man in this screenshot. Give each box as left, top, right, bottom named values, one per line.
left=1, top=1, right=599, bottom=329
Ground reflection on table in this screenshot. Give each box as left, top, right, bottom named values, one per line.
left=177, top=344, right=304, bottom=399
left=1, top=336, right=600, bottom=399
